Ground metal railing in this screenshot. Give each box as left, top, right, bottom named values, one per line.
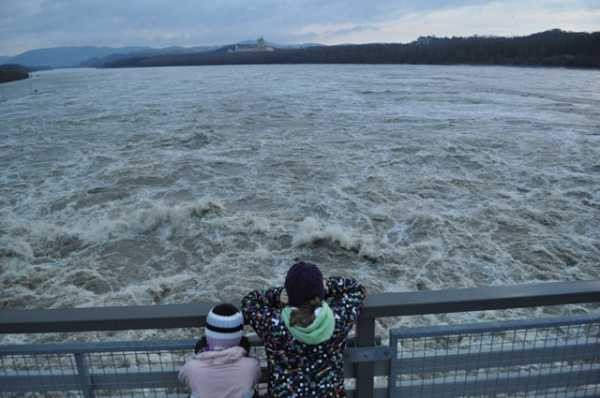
left=2, top=314, right=599, bottom=397
left=1, top=279, right=600, bottom=397
left=390, top=313, right=600, bottom=397
left=0, top=340, right=191, bottom=397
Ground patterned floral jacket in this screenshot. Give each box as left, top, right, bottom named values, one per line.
left=241, top=277, right=366, bottom=397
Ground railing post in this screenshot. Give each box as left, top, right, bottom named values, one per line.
left=74, top=353, right=94, bottom=398
left=355, top=315, right=375, bottom=398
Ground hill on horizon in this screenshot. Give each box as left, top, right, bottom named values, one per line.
left=81, top=40, right=324, bottom=67
left=0, top=40, right=325, bottom=69
left=0, top=46, right=157, bottom=68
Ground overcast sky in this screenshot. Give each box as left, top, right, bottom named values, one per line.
left=0, top=0, right=598, bottom=55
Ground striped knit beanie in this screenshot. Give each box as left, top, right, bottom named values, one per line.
left=206, top=303, right=244, bottom=351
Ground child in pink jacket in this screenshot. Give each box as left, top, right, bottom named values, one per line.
left=179, top=303, right=261, bottom=398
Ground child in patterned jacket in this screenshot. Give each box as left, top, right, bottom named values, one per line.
left=242, top=262, right=366, bottom=397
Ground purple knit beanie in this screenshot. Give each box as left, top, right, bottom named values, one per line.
left=285, top=262, right=325, bottom=307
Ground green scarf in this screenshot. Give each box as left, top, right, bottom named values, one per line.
left=281, top=302, right=335, bottom=345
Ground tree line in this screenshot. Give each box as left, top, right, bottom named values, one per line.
left=106, top=30, right=599, bottom=69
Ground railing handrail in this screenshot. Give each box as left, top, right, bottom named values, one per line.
left=363, top=279, right=600, bottom=318
left=1, top=279, right=599, bottom=334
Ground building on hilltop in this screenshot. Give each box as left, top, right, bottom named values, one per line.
left=228, top=37, right=275, bottom=53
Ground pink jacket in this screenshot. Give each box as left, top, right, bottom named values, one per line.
left=179, top=346, right=261, bottom=398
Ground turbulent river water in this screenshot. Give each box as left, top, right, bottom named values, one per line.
left=1, top=65, right=599, bottom=340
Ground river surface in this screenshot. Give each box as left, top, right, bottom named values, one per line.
left=1, top=65, right=600, bottom=339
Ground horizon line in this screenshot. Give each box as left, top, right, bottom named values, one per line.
left=2, top=28, right=598, bottom=57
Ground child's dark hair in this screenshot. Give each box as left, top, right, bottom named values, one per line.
left=194, top=336, right=251, bottom=354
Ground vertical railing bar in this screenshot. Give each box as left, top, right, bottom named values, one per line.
left=388, top=327, right=399, bottom=398
left=355, top=315, right=375, bottom=398
left=74, top=352, right=94, bottom=398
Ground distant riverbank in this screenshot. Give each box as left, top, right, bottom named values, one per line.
left=0, top=64, right=29, bottom=83
left=105, top=30, right=600, bottom=69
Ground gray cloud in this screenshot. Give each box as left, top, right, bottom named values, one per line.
left=0, top=0, right=597, bottom=55
left=326, top=25, right=380, bottom=37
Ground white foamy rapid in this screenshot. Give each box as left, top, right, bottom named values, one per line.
left=1, top=65, right=599, bottom=341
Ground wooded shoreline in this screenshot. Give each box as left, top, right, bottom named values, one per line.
left=0, top=65, right=29, bottom=84
left=105, top=30, right=600, bottom=69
